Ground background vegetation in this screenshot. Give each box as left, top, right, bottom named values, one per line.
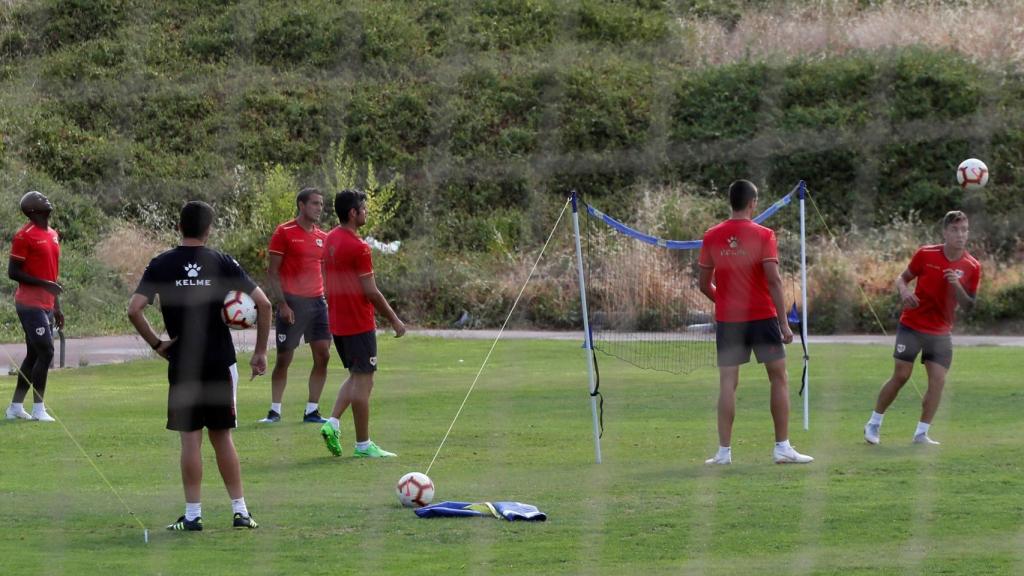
left=2, top=0, right=1023, bottom=340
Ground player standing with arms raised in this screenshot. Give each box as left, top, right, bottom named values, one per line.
left=319, top=190, right=405, bottom=458
left=864, top=211, right=980, bottom=446
left=128, top=201, right=271, bottom=531
left=259, top=187, right=331, bottom=424
left=698, top=180, right=813, bottom=465
left=6, top=191, right=62, bottom=423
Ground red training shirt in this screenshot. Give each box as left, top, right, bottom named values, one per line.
left=10, top=222, right=61, bottom=310
left=268, top=219, right=328, bottom=298
left=899, top=245, right=981, bottom=335
left=698, top=219, right=779, bottom=323
left=324, top=227, right=376, bottom=336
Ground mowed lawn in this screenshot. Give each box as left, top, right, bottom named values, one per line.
left=0, top=336, right=1021, bottom=575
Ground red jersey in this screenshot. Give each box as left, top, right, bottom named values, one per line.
left=698, top=219, right=779, bottom=323
left=324, top=227, right=376, bottom=336
left=10, top=222, right=60, bottom=310
left=900, top=245, right=981, bottom=335
left=268, top=219, right=328, bottom=298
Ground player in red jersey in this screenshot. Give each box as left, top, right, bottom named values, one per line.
left=259, top=187, right=331, bottom=424
left=698, top=180, right=813, bottom=465
left=6, top=191, right=62, bottom=423
left=864, top=211, right=981, bottom=446
left=318, top=189, right=405, bottom=458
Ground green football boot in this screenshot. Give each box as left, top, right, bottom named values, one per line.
left=320, top=422, right=342, bottom=457
left=353, top=441, right=396, bottom=458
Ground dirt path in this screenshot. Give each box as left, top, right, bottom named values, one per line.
left=2, top=329, right=1022, bottom=375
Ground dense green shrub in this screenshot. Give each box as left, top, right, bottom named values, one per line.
left=42, top=0, right=135, bottom=50
left=462, top=0, right=559, bottom=51
left=779, top=57, right=877, bottom=130
left=889, top=49, right=982, bottom=122
left=575, top=0, right=670, bottom=44
left=344, top=83, right=433, bottom=167
left=671, top=62, right=768, bottom=141
left=560, top=60, right=653, bottom=153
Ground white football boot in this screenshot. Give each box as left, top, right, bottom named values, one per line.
left=912, top=433, right=940, bottom=445
left=5, top=405, right=34, bottom=420
left=864, top=422, right=881, bottom=445
left=773, top=445, right=814, bottom=464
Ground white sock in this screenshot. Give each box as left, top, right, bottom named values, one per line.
left=32, top=402, right=46, bottom=414
left=231, top=497, right=249, bottom=517
left=869, top=411, right=884, bottom=426
left=775, top=439, right=792, bottom=450
left=270, top=403, right=281, bottom=414
left=328, top=417, right=341, bottom=431
left=915, top=422, right=930, bottom=437
left=356, top=440, right=371, bottom=451
left=185, top=502, right=201, bottom=521
left=305, top=402, right=318, bottom=415
left=716, top=445, right=731, bottom=457
left=10, top=402, right=24, bottom=412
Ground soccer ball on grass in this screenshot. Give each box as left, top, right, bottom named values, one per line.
left=396, top=472, right=435, bottom=508
left=222, top=291, right=257, bottom=330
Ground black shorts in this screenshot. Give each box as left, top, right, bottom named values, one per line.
left=893, top=323, right=953, bottom=370
left=275, top=294, right=331, bottom=352
left=715, top=318, right=786, bottom=367
left=166, top=363, right=238, bottom=432
left=333, top=330, right=377, bottom=373
left=16, top=304, right=54, bottom=346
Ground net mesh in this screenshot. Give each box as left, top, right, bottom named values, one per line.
left=582, top=184, right=803, bottom=375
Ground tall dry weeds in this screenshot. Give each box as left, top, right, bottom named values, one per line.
left=681, top=2, right=1024, bottom=67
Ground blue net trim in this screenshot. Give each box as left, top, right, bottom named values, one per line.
left=584, top=182, right=801, bottom=251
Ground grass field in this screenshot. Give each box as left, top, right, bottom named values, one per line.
left=1, top=336, right=1021, bottom=575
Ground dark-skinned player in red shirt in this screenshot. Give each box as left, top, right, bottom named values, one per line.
left=864, top=211, right=980, bottom=446
left=698, top=180, right=813, bottom=465
left=6, top=191, right=62, bottom=423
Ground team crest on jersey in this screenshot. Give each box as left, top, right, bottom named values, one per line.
left=176, top=262, right=211, bottom=286
left=35, top=327, right=46, bottom=336
left=315, top=238, right=324, bottom=247
left=896, top=344, right=906, bottom=353
left=953, top=269, right=964, bottom=279
left=720, top=236, right=747, bottom=257
left=728, top=236, right=739, bottom=249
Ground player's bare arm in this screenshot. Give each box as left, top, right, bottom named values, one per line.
left=763, top=260, right=793, bottom=344
left=896, top=268, right=919, bottom=309
left=127, top=293, right=175, bottom=360
left=8, top=257, right=63, bottom=295
left=249, top=287, right=273, bottom=379
left=698, top=265, right=716, bottom=303
left=359, top=273, right=406, bottom=337
left=944, top=269, right=976, bottom=310
left=266, top=253, right=294, bottom=324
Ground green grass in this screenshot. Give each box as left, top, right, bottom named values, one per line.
left=1, top=337, right=1022, bottom=575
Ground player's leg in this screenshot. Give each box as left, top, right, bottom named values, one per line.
left=753, top=319, right=812, bottom=464
left=20, top=309, right=55, bottom=421
left=7, top=332, right=37, bottom=419
left=866, top=325, right=921, bottom=444
left=320, top=336, right=350, bottom=455
left=262, top=302, right=301, bottom=423
left=914, top=335, right=952, bottom=444
left=766, top=358, right=789, bottom=442
left=301, top=297, right=331, bottom=422
left=706, top=322, right=746, bottom=464
left=208, top=428, right=256, bottom=527
left=168, top=429, right=205, bottom=531
left=302, top=339, right=331, bottom=422
left=346, top=330, right=394, bottom=457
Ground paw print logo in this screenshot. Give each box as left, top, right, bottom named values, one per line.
left=728, top=236, right=739, bottom=249
left=184, top=263, right=202, bottom=278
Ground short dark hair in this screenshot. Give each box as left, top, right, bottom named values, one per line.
left=335, top=189, right=367, bottom=223
left=942, top=210, right=968, bottom=229
left=728, top=179, right=758, bottom=211
left=180, top=201, right=215, bottom=239
left=296, top=187, right=323, bottom=208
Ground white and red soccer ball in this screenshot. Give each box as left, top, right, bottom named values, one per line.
left=396, top=472, right=435, bottom=508
left=222, top=291, right=257, bottom=330
left=956, top=158, right=989, bottom=190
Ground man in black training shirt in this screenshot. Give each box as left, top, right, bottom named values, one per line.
left=128, top=201, right=271, bottom=532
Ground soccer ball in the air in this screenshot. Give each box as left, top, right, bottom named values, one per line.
left=956, top=158, right=989, bottom=190
left=396, top=472, right=435, bottom=508
left=222, top=291, right=257, bottom=330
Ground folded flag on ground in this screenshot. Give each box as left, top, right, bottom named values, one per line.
left=414, top=501, right=547, bottom=521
